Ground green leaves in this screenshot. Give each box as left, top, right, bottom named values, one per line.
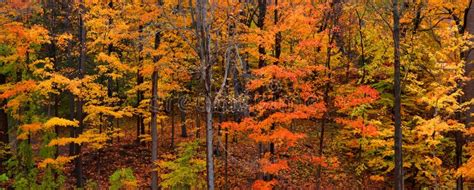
left=109, top=168, right=137, bottom=190
left=157, top=141, right=206, bottom=189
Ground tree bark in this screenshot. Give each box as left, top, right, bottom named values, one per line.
left=137, top=24, right=145, bottom=143
left=74, top=0, right=86, bottom=186
left=257, top=0, right=267, bottom=69
left=0, top=74, right=8, bottom=145
left=150, top=29, right=162, bottom=190
left=150, top=69, right=159, bottom=190
left=392, top=0, right=403, bottom=189
left=196, top=0, right=214, bottom=188
left=458, top=1, right=474, bottom=189
left=180, top=106, right=188, bottom=137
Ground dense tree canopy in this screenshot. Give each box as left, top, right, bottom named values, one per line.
left=0, top=0, right=473, bottom=189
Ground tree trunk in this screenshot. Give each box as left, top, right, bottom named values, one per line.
left=171, top=103, right=175, bottom=148
left=69, top=92, right=75, bottom=156
left=137, top=24, right=144, bottom=143
left=458, top=1, right=474, bottom=189
left=150, top=68, right=159, bottom=190
left=74, top=0, right=87, bottom=187
left=392, top=0, right=403, bottom=189
left=316, top=29, right=332, bottom=190
left=195, top=102, right=201, bottom=138
left=257, top=0, right=267, bottom=69
left=197, top=0, right=214, bottom=188
left=150, top=25, right=162, bottom=189
left=0, top=74, right=8, bottom=145
left=180, top=107, right=187, bottom=137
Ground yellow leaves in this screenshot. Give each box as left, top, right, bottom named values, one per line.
left=424, top=156, right=442, bottom=166
left=48, top=137, right=76, bottom=146
left=56, top=33, right=73, bottom=48
left=139, top=134, right=151, bottom=142
left=43, top=117, right=79, bottom=129
left=84, top=105, right=132, bottom=123
left=49, top=129, right=109, bottom=150
left=38, top=156, right=75, bottom=169
left=414, top=116, right=464, bottom=145
left=96, top=53, right=131, bottom=79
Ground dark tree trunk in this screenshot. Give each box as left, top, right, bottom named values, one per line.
left=180, top=108, right=187, bottom=137
left=171, top=103, right=175, bottom=149
left=257, top=0, right=267, bottom=68
left=137, top=24, right=145, bottom=143
left=316, top=31, right=332, bottom=190
left=150, top=21, right=162, bottom=189
left=0, top=74, right=8, bottom=145
left=106, top=0, right=114, bottom=144
left=457, top=1, right=474, bottom=189
left=392, top=0, right=403, bottom=189
left=69, top=92, right=75, bottom=156
left=74, top=0, right=87, bottom=187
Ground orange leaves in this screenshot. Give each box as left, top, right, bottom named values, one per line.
left=0, top=22, right=49, bottom=58
left=268, top=128, right=305, bottom=147
left=336, top=118, right=378, bottom=137
left=17, top=123, right=42, bottom=140
left=335, top=85, right=379, bottom=110
left=252, top=179, right=277, bottom=190
left=0, top=80, right=36, bottom=100
left=249, top=126, right=305, bottom=146
left=260, top=157, right=289, bottom=174
left=310, top=156, right=328, bottom=167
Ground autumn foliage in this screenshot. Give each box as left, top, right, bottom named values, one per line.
left=0, top=0, right=473, bottom=189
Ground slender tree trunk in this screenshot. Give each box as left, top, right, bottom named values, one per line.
left=316, top=30, right=332, bottom=190
left=137, top=24, right=144, bottom=143
left=74, top=0, right=87, bottom=187
left=392, top=0, right=403, bottom=188
left=0, top=74, right=8, bottom=146
left=195, top=102, right=201, bottom=138
left=68, top=92, right=75, bottom=156
left=106, top=0, right=114, bottom=144
left=171, top=104, right=175, bottom=148
left=256, top=0, right=267, bottom=181
left=180, top=107, right=188, bottom=137
left=150, top=24, right=162, bottom=189
left=150, top=68, right=159, bottom=190
left=257, top=0, right=267, bottom=68
left=197, top=0, right=214, bottom=188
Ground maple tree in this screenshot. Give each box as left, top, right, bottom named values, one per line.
left=0, top=0, right=473, bottom=189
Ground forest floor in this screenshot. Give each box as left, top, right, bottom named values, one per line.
left=60, top=118, right=262, bottom=189
left=57, top=118, right=377, bottom=189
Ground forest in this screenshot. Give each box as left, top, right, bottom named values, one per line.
left=0, top=0, right=473, bottom=189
